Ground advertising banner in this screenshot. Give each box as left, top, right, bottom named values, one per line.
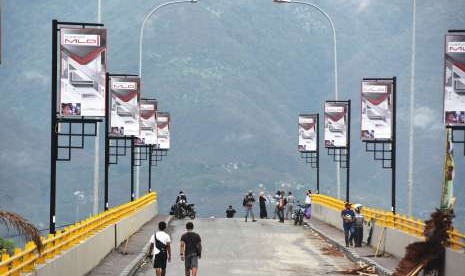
left=444, top=33, right=465, bottom=126
left=59, top=28, right=107, bottom=117
left=109, top=76, right=140, bottom=137
left=361, top=79, right=393, bottom=141
left=324, top=102, right=348, bottom=148
left=298, top=114, right=317, bottom=152
left=135, top=99, right=158, bottom=146
left=157, top=112, right=170, bottom=149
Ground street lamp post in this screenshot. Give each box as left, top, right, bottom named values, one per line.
left=273, top=0, right=341, bottom=198
left=136, top=0, right=198, bottom=197
left=138, top=0, right=198, bottom=77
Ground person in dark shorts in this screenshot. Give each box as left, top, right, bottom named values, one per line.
left=180, top=222, right=202, bottom=276
left=226, top=205, right=236, bottom=218
left=148, top=221, right=171, bottom=276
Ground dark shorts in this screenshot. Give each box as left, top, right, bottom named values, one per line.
left=153, top=252, right=167, bottom=269
left=185, top=253, right=198, bottom=270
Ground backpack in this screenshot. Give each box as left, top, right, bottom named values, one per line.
left=283, top=198, right=287, bottom=206
left=155, top=233, right=167, bottom=253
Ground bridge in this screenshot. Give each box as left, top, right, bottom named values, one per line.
left=1, top=193, right=464, bottom=276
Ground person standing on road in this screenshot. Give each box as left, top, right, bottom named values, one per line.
left=285, top=191, right=295, bottom=220
left=272, top=190, right=281, bottom=219
left=341, top=202, right=355, bottom=247
left=243, top=191, right=257, bottom=222
left=304, top=190, right=312, bottom=219
left=180, top=222, right=202, bottom=276
left=353, top=204, right=364, bottom=247
left=148, top=221, right=171, bottom=276
left=277, top=193, right=286, bottom=223
left=259, top=191, right=268, bottom=219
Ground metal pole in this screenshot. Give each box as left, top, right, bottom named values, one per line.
left=392, top=77, right=397, bottom=214
left=316, top=113, right=320, bottom=194
left=407, top=0, right=416, bottom=217
left=104, top=73, right=110, bottom=211
left=138, top=0, right=198, bottom=77
left=274, top=0, right=340, bottom=198
left=137, top=0, right=197, bottom=200
left=148, top=145, right=153, bottom=193
left=50, top=19, right=58, bottom=234
left=346, top=100, right=351, bottom=203
left=92, top=0, right=102, bottom=215
left=131, top=136, right=135, bottom=201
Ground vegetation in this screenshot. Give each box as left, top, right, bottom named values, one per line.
left=0, top=211, right=43, bottom=254
left=0, top=237, right=15, bottom=256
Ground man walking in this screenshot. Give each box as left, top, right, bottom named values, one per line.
left=180, top=222, right=202, bottom=276
left=243, top=191, right=257, bottom=222
left=148, top=221, right=171, bottom=276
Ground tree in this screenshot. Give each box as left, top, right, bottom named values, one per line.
left=0, top=211, right=43, bottom=254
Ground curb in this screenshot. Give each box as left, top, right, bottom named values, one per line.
left=304, top=222, right=393, bottom=276
left=120, top=216, right=174, bottom=276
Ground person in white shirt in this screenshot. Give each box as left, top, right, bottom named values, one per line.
left=304, top=190, right=312, bottom=219
left=148, top=221, right=171, bottom=276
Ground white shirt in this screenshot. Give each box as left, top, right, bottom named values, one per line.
left=305, top=194, right=312, bottom=205
left=150, top=231, right=171, bottom=255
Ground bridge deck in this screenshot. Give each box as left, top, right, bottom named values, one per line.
left=135, top=218, right=357, bottom=276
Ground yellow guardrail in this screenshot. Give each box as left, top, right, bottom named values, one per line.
left=0, top=192, right=157, bottom=276
left=312, top=194, right=465, bottom=253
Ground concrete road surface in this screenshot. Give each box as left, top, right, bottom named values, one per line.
left=135, top=218, right=357, bottom=276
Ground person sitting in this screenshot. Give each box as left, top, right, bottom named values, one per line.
left=176, top=191, right=187, bottom=204
left=226, top=205, right=236, bottom=218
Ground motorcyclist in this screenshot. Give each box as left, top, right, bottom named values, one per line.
left=176, top=191, right=187, bottom=205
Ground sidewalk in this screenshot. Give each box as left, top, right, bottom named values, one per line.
left=305, top=217, right=400, bottom=276
left=86, top=215, right=170, bottom=276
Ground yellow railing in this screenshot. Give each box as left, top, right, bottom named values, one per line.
left=312, top=194, right=465, bottom=253
left=0, top=192, right=157, bottom=276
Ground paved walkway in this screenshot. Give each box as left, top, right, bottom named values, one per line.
left=135, top=218, right=358, bottom=276
left=86, top=215, right=169, bottom=276
left=306, top=217, right=400, bottom=275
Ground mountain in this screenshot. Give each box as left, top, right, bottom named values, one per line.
left=0, top=0, right=464, bottom=232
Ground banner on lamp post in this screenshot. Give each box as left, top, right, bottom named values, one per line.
left=135, top=99, right=157, bottom=146
left=59, top=28, right=107, bottom=117
left=109, top=76, right=140, bottom=137
left=324, top=101, right=348, bottom=148
left=444, top=33, right=465, bottom=126
left=361, top=79, right=393, bottom=141
left=156, top=112, right=170, bottom=149
left=298, top=114, right=318, bottom=152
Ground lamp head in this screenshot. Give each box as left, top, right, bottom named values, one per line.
left=273, top=0, right=291, bottom=3
left=191, top=0, right=198, bottom=3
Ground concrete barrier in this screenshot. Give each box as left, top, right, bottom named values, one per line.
left=313, top=203, right=465, bottom=274
left=445, top=248, right=465, bottom=276
left=31, top=201, right=157, bottom=276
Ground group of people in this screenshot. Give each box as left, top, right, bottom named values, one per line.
left=148, top=221, right=202, bottom=276
left=341, top=202, right=364, bottom=247
left=226, top=189, right=313, bottom=223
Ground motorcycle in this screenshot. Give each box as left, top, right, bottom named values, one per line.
left=170, top=203, right=196, bottom=219
left=293, top=204, right=305, bottom=226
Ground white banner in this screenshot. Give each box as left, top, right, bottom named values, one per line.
left=109, top=76, right=140, bottom=136
left=324, top=102, right=348, bottom=148
left=157, top=112, right=170, bottom=149
left=361, top=79, right=393, bottom=141
left=59, top=28, right=107, bottom=117
left=298, top=114, right=317, bottom=152
left=135, top=99, right=157, bottom=146
left=444, top=33, right=465, bottom=126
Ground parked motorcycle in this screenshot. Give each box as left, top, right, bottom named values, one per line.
left=293, top=204, right=305, bottom=226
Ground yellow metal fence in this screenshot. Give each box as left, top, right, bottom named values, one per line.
left=0, top=192, right=156, bottom=276
left=312, top=194, right=465, bottom=253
